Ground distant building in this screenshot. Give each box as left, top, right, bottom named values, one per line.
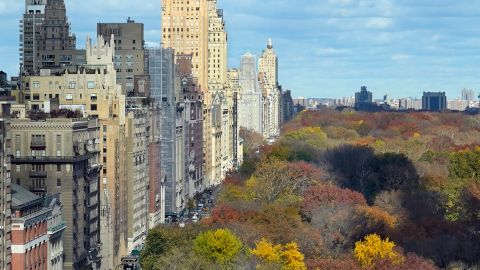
left=422, top=92, right=447, bottom=112
left=238, top=53, right=263, bottom=134
left=461, top=89, right=475, bottom=102
left=97, top=18, right=145, bottom=95
left=258, top=39, right=281, bottom=140
left=282, top=90, right=294, bottom=122
left=448, top=99, right=469, bottom=111
left=355, top=86, right=381, bottom=111
left=355, top=86, right=373, bottom=104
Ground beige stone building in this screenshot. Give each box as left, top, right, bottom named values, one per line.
left=162, top=0, right=236, bottom=189
left=125, top=107, right=149, bottom=253
left=162, top=0, right=209, bottom=92
left=10, top=116, right=101, bottom=270
left=98, top=19, right=145, bottom=95
left=258, top=39, right=281, bottom=139
left=14, top=35, right=129, bottom=268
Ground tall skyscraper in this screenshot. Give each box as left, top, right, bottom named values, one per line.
left=98, top=19, right=145, bottom=95
left=238, top=53, right=263, bottom=134
left=20, top=0, right=46, bottom=75
left=258, top=39, right=281, bottom=139
left=34, top=0, right=84, bottom=73
left=207, top=1, right=228, bottom=91
left=161, top=0, right=209, bottom=92
left=162, top=0, right=234, bottom=192
left=148, top=48, right=186, bottom=214
left=258, top=38, right=278, bottom=89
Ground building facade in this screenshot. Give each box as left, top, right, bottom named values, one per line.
left=97, top=19, right=145, bottom=96
left=238, top=53, right=263, bottom=135
left=258, top=39, right=281, bottom=140
left=177, top=55, right=205, bottom=198
left=15, top=35, right=127, bottom=268
left=33, top=0, right=84, bottom=74
left=20, top=0, right=46, bottom=75
left=125, top=107, right=149, bottom=253
left=10, top=117, right=101, bottom=270
left=0, top=99, right=12, bottom=270
left=46, top=195, right=66, bottom=270
left=282, top=90, right=294, bottom=122
left=422, top=92, right=447, bottom=112
left=10, top=184, right=50, bottom=270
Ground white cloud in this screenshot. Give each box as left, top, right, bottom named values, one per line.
left=391, top=54, right=412, bottom=61
left=365, top=18, right=393, bottom=29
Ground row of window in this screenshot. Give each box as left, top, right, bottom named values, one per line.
left=32, top=81, right=96, bottom=90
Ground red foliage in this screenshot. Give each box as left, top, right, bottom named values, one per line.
left=300, top=184, right=367, bottom=219
left=209, top=204, right=241, bottom=225
left=375, top=253, right=438, bottom=270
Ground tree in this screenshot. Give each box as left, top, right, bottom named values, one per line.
left=193, top=229, right=243, bottom=264
left=281, top=242, right=307, bottom=270
left=300, top=184, right=366, bottom=221
left=251, top=238, right=282, bottom=263
left=354, top=234, right=403, bottom=268
left=283, top=127, right=328, bottom=149
left=251, top=239, right=307, bottom=270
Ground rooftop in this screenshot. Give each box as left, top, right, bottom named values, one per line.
left=11, top=183, right=42, bottom=209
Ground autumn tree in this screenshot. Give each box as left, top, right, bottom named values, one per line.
left=193, top=229, right=243, bottom=264
left=354, top=234, right=404, bottom=268
left=251, top=239, right=307, bottom=270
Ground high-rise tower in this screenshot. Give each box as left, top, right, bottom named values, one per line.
left=20, top=0, right=46, bottom=75
left=161, top=0, right=209, bottom=93
left=34, top=0, right=84, bottom=73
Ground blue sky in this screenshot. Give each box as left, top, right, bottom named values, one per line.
left=1, top=0, right=480, bottom=99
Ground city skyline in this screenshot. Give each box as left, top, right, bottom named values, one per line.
left=1, top=0, right=480, bottom=99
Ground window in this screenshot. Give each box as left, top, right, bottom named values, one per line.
left=87, top=81, right=95, bottom=89
left=69, top=82, right=76, bottom=89
left=65, top=94, right=73, bottom=100
left=90, top=94, right=97, bottom=101
left=57, top=164, right=62, bottom=172
left=15, top=135, right=20, bottom=157
left=91, top=104, right=97, bottom=111
left=56, top=135, right=62, bottom=157
left=32, top=81, right=40, bottom=89
left=57, top=179, right=61, bottom=188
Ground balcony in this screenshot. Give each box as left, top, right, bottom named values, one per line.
left=29, top=186, right=47, bottom=193
left=11, top=154, right=91, bottom=164
left=29, top=171, right=47, bottom=178
left=30, top=140, right=46, bottom=150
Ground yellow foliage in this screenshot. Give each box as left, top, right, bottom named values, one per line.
left=281, top=242, right=307, bottom=270
left=251, top=238, right=282, bottom=263
left=251, top=239, right=307, bottom=270
left=354, top=234, right=404, bottom=268
left=413, top=132, right=421, bottom=138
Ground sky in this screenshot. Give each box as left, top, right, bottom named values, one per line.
left=1, top=0, right=480, bottom=99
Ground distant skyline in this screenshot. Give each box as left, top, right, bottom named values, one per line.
left=1, top=0, right=480, bottom=99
